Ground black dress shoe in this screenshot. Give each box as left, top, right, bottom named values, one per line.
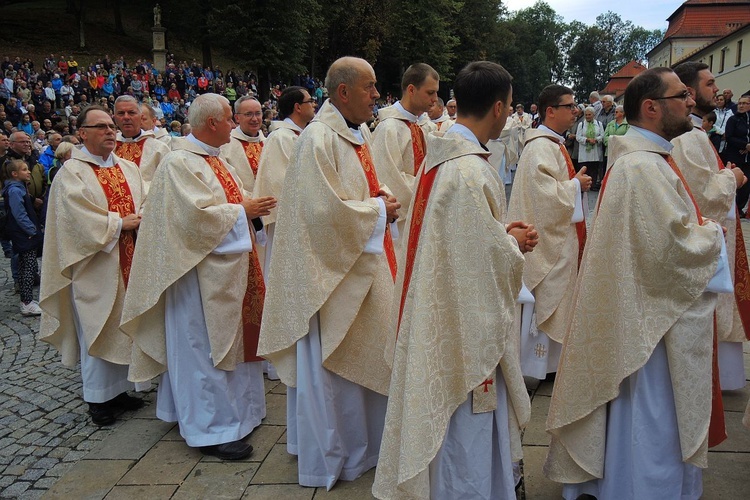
left=109, top=392, right=145, bottom=411
left=88, top=402, right=116, bottom=426
left=200, top=440, right=253, bottom=460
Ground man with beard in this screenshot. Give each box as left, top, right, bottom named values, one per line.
left=671, top=62, right=749, bottom=397
left=545, top=67, right=729, bottom=499
left=114, top=96, right=170, bottom=190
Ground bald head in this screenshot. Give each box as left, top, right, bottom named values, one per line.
left=325, top=57, right=379, bottom=125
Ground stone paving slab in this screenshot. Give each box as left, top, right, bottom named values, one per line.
left=104, top=484, right=178, bottom=500
left=43, top=459, right=135, bottom=499
left=117, top=441, right=203, bottom=485
left=85, top=418, right=174, bottom=460
left=249, top=443, right=299, bottom=485
left=241, top=484, right=315, bottom=500
left=172, top=462, right=258, bottom=500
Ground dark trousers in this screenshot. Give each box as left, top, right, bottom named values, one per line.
left=735, top=162, right=750, bottom=213
left=18, top=249, right=36, bottom=303
left=579, top=160, right=602, bottom=188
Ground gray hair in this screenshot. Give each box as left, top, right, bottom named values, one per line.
left=325, top=57, right=362, bottom=94
left=55, top=142, right=74, bottom=160
left=601, top=94, right=614, bottom=103
left=615, top=105, right=624, bottom=113
left=584, top=106, right=596, bottom=114
left=234, top=95, right=258, bottom=114
left=189, top=93, right=229, bottom=130
left=140, top=102, right=156, bottom=119
left=589, top=91, right=600, bottom=100
left=115, top=95, right=139, bottom=107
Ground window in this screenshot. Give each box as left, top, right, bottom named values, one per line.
left=737, top=40, right=743, bottom=67
left=709, top=54, right=714, bottom=72
left=720, top=47, right=727, bottom=73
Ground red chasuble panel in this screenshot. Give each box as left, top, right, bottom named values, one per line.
left=353, top=143, right=398, bottom=281
left=204, top=156, right=265, bottom=363
left=89, top=164, right=137, bottom=288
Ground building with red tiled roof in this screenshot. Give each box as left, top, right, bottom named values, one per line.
left=601, top=61, right=647, bottom=102
left=648, top=0, right=750, bottom=67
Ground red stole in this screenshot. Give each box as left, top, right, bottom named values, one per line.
left=353, top=143, right=397, bottom=281
left=89, top=164, right=137, bottom=288
left=115, top=139, right=146, bottom=167
left=397, top=165, right=439, bottom=332
left=558, top=143, right=587, bottom=267
left=238, top=139, right=263, bottom=176
left=710, top=147, right=750, bottom=340
left=404, top=121, right=426, bottom=176
left=204, top=156, right=265, bottom=362
left=665, top=153, right=726, bottom=447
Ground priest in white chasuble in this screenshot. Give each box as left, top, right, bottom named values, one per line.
left=121, top=94, right=276, bottom=461
left=252, top=86, right=316, bottom=381
left=545, top=67, right=727, bottom=499
left=428, top=97, right=454, bottom=133
left=113, top=95, right=171, bottom=192
left=371, top=63, right=438, bottom=235
left=252, top=85, right=316, bottom=272
left=372, top=61, right=537, bottom=500
left=221, top=95, right=266, bottom=193
left=672, top=61, right=750, bottom=395
left=258, top=57, right=400, bottom=490
left=506, top=84, right=592, bottom=380
left=40, top=106, right=146, bottom=427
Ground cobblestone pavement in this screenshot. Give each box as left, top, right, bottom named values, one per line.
left=0, top=256, right=147, bottom=499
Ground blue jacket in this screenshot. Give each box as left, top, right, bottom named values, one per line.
left=39, top=146, right=55, bottom=175
left=2, top=180, right=42, bottom=254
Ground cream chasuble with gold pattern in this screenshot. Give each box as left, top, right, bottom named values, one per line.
left=221, top=127, right=265, bottom=193
left=545, top=131, right=722, bottom=483
left=373, top=131, right=530, bottom=500
left=40, top=147, right=144, bottom=367
left=115, top=130, right=171, bottom=191
left=506, top=128, right=582, bottom=343
left=252, top=120, right=301, bottom=226
left=121, top=138, right=249, bottom=382
left=258, top=100, right=394, bottom=396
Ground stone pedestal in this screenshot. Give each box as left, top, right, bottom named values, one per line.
left=152, top=26, right=167, bottom=72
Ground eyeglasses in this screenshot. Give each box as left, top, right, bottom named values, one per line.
left=237, top=112, right=263, bottom=118
left=551, top=103, right=578, bottom=110
left=81, top=123, right=117, bottom=131
left=652, top=91, right=690, bottom=101
left=301, top=99, right=316, bottom=105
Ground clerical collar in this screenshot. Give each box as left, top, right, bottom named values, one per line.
left=186, top=133, right=221, bottom=156
left=689, top=114, right=703, bottom=128
left=446, top=123, right=486, bottom=150
left=81, top=145, right=115, bottom=166
left=538, top=124, right=565, bottom=143
left=234, top=128, right=262, bottom=141
left=629, top=125, right=673, bottom=153
left=330, top=102, right=364, bottom=142
left=283, top=117, right=303, bottom=133
left=120, top=130, right=145, bottom=142
left=393, top=101, right=419, bottom=123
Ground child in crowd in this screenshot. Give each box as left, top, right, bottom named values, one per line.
left=1, top=158, right=43, bottom=315
left=702, top=111, right=723, bottom=153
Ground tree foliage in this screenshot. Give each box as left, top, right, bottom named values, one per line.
left=152, top=0, right=663, bottom=101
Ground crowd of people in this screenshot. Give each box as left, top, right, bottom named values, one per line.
left=2, top=52, right=750, bottom=500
